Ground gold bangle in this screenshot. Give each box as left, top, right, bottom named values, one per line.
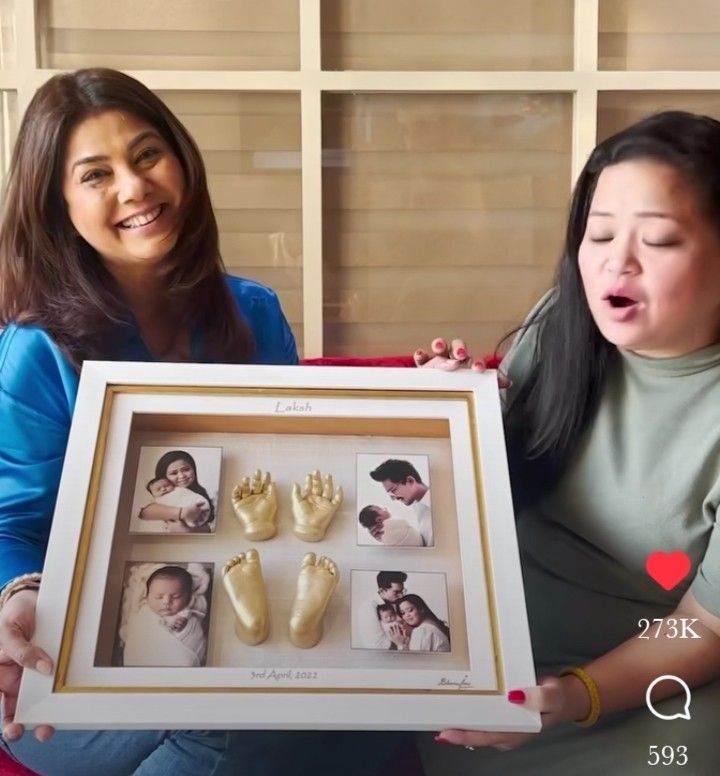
left=559, top=666, right=601, bottom=727
left=0, top=572, right=42, bottom=612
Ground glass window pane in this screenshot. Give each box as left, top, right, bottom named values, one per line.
left=159, top=91, right=303, bottom=353
left=600, top=0, right=720, bottom=70
left=0, top=0, right=15, bottom=69
left=38, top=0, right=299, bottom=70
left=598, top=91, right=720, bottom=141
left=322, top=92, right=571, bottom=357
left=322, top=0, right=574, bottom=71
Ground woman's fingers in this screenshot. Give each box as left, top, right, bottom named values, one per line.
left=0, top=597, right=55, bottom=743
left=416, top=337, right=472, bottom=370
left=33, top=724, right=55, bottom=742
left=431, top=338, right=449, bottom=357
left=0, top=625, right=52, bottom=676
left=450, top=339, right=469, bottom=361
left=413, top=349, right=431, bottom=367
left=436, top=729, right=532, bottom=751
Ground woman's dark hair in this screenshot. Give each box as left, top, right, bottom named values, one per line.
left=0, top=67, right=255, bottom=368
left=397, top=594, right=450, bottom=642
left=154, top=449, right=214, bottom=522
left=505, top=110, right=720, bottom=498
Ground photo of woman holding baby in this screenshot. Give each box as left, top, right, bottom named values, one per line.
left=130, top=446, right=222, bottom=534
left=389, top=594, right=451, bottom=653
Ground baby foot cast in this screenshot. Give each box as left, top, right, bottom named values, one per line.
left=222, top=549, right=339, bottom=649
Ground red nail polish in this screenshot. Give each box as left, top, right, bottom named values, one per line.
left=456, top=348, right=467, bottom=359
left=508, top=689, right=526, bottom=704
left=434, top=736, right=452, bottom=745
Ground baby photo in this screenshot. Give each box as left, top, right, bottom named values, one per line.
left=350, top=569, right=450, bottom=653
left=356, top=454, right=434, bottom=547
left=128, top=446, right=222, bottom=534
left=113, top=561, right=214, bottom=668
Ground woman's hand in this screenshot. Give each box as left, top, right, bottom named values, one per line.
left=0, top=588, right=55, bottom=743
left=414, top=338, right=475, bottom=371
left=435, top=675, right=589, bottom=751
left=414, top=338, right=511, bottom=388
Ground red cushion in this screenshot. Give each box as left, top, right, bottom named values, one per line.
left=0, top=748, right=38, bottom=776
left=301, top=355, right=416, bottom=367
left=301, top=354, right=502, bottom=368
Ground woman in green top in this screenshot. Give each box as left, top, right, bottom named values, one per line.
left=417, top=110, right=720, bottom=775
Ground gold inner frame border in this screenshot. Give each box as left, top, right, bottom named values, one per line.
left=55, top=384, right=505, bottom=696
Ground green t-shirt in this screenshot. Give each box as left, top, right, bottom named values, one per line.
left=503, top=295, right=720, bottom=667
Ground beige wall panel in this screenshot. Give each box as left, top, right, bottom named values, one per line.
left=0, top=0, right=15, bottom=69
left=324, top=171, right=568, bottom=210
left=324, top=217, right=564, bottom=269
left=600, top=0, right=720, bottom=33
left=323, top=92, right=571, bottom=357
left=597, top=91, right=720, bottom=141
left=324, top=321, right=526, bottom=358
left=43, top=53, right=299, bottom=71
left=599, top=0, right=720, bottom=70
left=209, top=174, right=301, bottom=210
left=168, top=92, right=297, bottom=116
left=325, top=266, right=553, bottom=323
left=44, top=0, right=298, bottom=32
left=333, top=149, right=568, bottom=176
left=219, top=233, right=302, bottom=268
left=39, top=0, right=299, bottom=69
left=322, top=0, right=573, bottom=70
left=324, top=94, right=572, bottom=153
left=184, top=116, right=300, bottom=152
left=44, top=31, right=298, bottom=71
left=215, top=210, right=302, bottom=234
left=321, top=33, right=570, bottom=72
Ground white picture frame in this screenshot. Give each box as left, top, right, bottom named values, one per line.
left=17, top=362, right=539, bottom=732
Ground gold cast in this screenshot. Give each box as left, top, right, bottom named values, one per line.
left=231, top=470, right=278, bottom=540
left=288, top=552, right=339, bottom=649
left=222, top=549, right=270, bottom=646
left=291, top=469, right=343, bottom=542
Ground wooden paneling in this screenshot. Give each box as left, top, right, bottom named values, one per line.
left=321, top=0, right=574, bottom=71
left=38, top=0, right=299, bottom=70
left=0, top=0, right=15, bottom=69
left=322, top=92, right=570, bottom=357
left=597, top=92, right=720, bottom=141
left=599, top=0, right=720, bottom=70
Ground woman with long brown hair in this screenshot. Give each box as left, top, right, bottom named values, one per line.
left=0, top=68, right=403, bottom=775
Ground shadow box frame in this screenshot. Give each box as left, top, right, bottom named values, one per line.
left=17, top=362, right=539, bottom=733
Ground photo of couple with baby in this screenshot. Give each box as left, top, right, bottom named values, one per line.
left=352, top=570, right=451, bottom=653
left=356, top=455, right=434, bottom=548
left=129, top=446, right=222, bottom=534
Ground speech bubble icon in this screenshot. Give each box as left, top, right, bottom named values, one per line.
left=645, top=675, right=692, bottom=721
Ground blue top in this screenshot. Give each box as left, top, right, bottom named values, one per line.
left=0, top=275, right=298, bottom=587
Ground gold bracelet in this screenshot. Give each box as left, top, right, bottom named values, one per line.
left=0, top=572, right=42, bottom=612
left=559, top=666, right=601, bottom=727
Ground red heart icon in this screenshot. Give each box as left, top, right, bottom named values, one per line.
left=645, top=551, right=691, bottom=591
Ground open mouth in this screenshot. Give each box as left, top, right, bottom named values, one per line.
left=607, top=295, right=637, bottom=308
left=117, top=204, right=164, bottom=230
